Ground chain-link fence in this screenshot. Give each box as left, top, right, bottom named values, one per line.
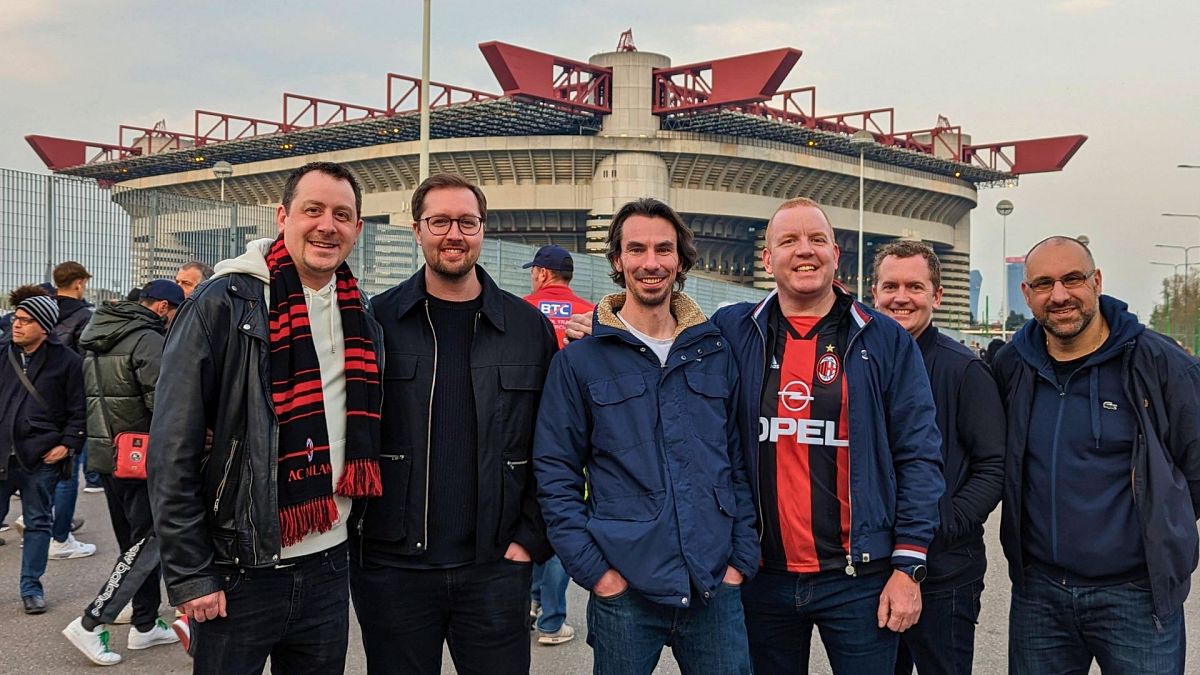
left=1, top=167, right=765, bottom=315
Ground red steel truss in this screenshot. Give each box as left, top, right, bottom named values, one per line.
left=479, top=41, right=611, bottom=114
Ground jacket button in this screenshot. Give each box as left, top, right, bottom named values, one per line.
left=242, top=324, right=251, bottom=330
left=416, top=542, right=424, bottom=549
left=681, top=597, right=689, bottom=605
left=233, top=557, right=239, bottom=564
left=696, top=348, right=703, bottom=354
left=640, top=347, right=646, bottom=352
left=272, top=554, right=278, bottom=561
left=230, top=285, right=238, bottom=292
left=703, top=591, right=711, bottom=599
left=716, top=341, right=722, bottom=347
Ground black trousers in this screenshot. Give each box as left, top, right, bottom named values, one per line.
left=350, top=556, right=533, bottom=675
left=99, top=474, right=162, bottom=630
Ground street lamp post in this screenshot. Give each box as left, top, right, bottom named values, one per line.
left=419, top=0, right=432, bottom=181
left=849, top=130, right=874, bottom=298
left=996, top=200, right=1014, bottom=340
left=1150, top=261, right=1186, bottom=339
left=212, top=161, right=233, bottom=202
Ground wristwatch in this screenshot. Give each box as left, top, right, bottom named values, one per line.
left=898, top=564, right=928, bottom=583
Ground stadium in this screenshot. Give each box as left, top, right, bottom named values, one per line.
left=26, top=32, right=1085, bottom=326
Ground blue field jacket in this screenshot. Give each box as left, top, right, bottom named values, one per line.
left=534, top=293, right=760, bottom=608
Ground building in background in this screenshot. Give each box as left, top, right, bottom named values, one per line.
left=969, top=269, right=983, bottom=324
left=1006, top=256, right=1032, bottom=321
left=25, top=33, right=1085, bottom=327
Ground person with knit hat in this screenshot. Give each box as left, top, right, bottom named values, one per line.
left=0, top=285, right=87, bottom=615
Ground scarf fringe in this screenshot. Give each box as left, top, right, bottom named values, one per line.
left=279, top=496, right=339, bottom=548
left=336, top=458, right=382, bottom=498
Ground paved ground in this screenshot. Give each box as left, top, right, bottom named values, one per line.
left=2, top=488, right=1198, bottom=673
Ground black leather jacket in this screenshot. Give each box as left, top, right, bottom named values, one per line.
left=352, top=266, right=557, bottom=565
left=148, top=272, right=383, bottom=606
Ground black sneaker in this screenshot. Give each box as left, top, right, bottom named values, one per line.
left=23, top=595, right=46, bottom=615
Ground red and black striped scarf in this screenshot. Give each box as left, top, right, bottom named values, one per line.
left=265, top=236, right=382, bottom=548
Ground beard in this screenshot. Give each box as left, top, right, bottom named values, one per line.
left=1036, top=300, right=1097, bottom=340
left=425, top=246, right=478, bottom=280
left=625, top=279, right=672, bottom=309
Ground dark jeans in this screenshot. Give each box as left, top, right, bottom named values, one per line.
left=742, top=568, right=896, bottom=675
left=587, top=583, right=751, bottom=675
left=99, top=474, right=161, bottom=631
left=192, top=542, right=350, bottom=675
left=895, top=578, right=983, bottom=675
left=532, top=555, right=569, bottom=633
left=52, top=445, right=85, bottom=542
left=2, top=457, right=58, bottom=597
left=1009, top=567, right=1186, bottom=675
left=350, top=556, right=532, bottom=675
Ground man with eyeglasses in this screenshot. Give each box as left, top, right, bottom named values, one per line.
left=992, top=235, right=1200, bottom=674
left=351, top=173, right=557, bottom=674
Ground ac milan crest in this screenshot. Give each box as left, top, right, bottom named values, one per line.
left=816, top=353, right=840, bottom=385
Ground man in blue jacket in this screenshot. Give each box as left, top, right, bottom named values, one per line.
left=993, top=235, right=1200, bottom=674
left=871, top=241, right=1005, bottom=675
left=535, top=198, right=759, bottom=674
left=710, top=198, right=944, bottom=674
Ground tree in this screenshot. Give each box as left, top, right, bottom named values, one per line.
left=1005, top=311, right=1028, bottom=332
left=1149, top=270, right=1200, bottom=355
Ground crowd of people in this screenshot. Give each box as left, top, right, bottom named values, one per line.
left=1, top=160, right=1197, bottom=675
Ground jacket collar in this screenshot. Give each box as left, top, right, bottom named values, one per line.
left=393, top=264, right=507, bottom=332
left=595, top=291, right=708, bottom=340
left=915, top=323, right=939, bottom=358
left=749, top=284, right=872, bottom=333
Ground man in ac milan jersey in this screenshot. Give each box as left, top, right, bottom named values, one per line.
left=710, top=197, right=944, bottom=674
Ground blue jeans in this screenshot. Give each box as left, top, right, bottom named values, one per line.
left=586, top=583, right=751, bottom=675
left=532, top=555, right=570, bottom=633
left=191, top=542, right=350, bottom=675
left=350, top=556, right=533, bottom=675
left=895, top=577, right=983, bottom=675
left=2, top=458, right=59, bottom=597
left=742, top=568, right=897, bottom=675
left=51, top=446, right=85, bottom=542
left=1009, top=567, right=1185, bottom=675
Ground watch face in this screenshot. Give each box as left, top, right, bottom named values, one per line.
left=911, top=565, right=928, bottom=583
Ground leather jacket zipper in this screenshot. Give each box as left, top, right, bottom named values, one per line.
left=212, top=437, right=240, bottom=516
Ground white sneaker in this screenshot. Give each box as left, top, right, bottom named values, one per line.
left=13, top=515, right=24, bottom=536
left=48, top=533, right=97, bottom=560
left=538, top=623, right=576, bottom=645
left=128, top=618, right=180, bottom=650
left=62, top=616, right=122, bottom=666
left=113, top=603, right=133, bottom=625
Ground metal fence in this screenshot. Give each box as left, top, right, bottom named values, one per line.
left=1, top=167, right=765, bottom=315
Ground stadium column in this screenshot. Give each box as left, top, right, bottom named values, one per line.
left=585, top=48, right=672, bottom=254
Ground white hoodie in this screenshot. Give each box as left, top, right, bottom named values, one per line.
left=214, top=239, right=350, bottom=559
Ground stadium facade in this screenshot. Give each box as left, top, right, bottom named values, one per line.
left=27, top=35, right=1085, bottom=327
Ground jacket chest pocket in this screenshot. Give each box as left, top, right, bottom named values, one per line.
left=588, top=375, right=653, bottom=452
left=682, top=368, right=733, bottom=443
left=496, top=365, right=544, bottom=455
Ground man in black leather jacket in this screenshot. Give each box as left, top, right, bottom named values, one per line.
left=148, top=161, right=383, bottom=674
left=350, top=173, right=557, bottom=675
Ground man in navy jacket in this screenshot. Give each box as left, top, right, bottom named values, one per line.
left=871, top=241, right=1004, bottom=675
left=535, top=198, right=758, bottom=673
left=993, top=236, right=1200, bottom=674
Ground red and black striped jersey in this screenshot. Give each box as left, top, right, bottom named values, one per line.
left=758, top=300, right=852, bottom=574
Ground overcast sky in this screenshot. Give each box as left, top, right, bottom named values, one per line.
left=3, top=0, right=1197, bottom=319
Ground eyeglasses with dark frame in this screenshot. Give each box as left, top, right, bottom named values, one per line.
left=1025, top=269, right=1096, bottom=294
left=418, top=216, right=484, bottom=235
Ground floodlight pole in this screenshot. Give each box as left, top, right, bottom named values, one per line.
left=849, top=130, right=874, bottom=299
left=419, top=0, right=432, bottom=182
left=996, top=200, right=1014, bottom=340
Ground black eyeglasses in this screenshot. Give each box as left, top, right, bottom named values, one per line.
left=1025, top=269, right=1096, bottom=294
left=419, top=216, right=484, bottom=235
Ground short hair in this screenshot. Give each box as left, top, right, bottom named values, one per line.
left=605, top=198, right=699, bottom=291
left=179, top=260, right=214, bottom=280
left=872, top=240, right=942, bottom=290
left=125, top=287, right=142, bottom=301
left=411, top=173, right=488, bottom=222
left=548, top=268, right=574, bottom=285
left=767, top=197, right=835, bottom=241
left=281, top=161, right=363, bottom=218
left=1025, top=235, right=1096, bottom=272
left=52, top=261, right=91, bottom=289
left=7, top=284, right=49, bottom=308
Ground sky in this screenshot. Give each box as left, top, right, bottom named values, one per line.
left=2, top=0, right=1197, bottom=319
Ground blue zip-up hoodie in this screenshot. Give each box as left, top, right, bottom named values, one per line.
left=995, top=295, right=1200, bottom=618
left=1008, top=295, right=1146, bottom=581
left=535, top=292, right=760, bottom=608
left=711, top=287, right=944, bottom=570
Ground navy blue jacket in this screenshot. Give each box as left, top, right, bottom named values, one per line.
left=915, top=325, right=1005, bottom=591
left=711, top=288, right=944, bottom=570
left=994, top=296, right=1200, bottom=618
left=535, top=293, right=759, bottom=608
left=0, top=338, right=87, bottom=480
